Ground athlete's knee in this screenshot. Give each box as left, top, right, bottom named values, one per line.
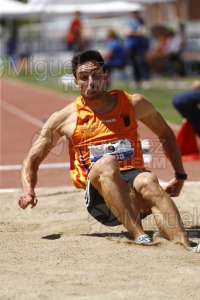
left=92, top=155, right=119, bottom=177
left=134, top=172, right=160, bottom=198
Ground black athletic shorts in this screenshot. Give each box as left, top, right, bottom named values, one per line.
left=85, top=169, right=148, bottom=227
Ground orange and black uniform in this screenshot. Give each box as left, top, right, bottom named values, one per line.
left=68, top=90, right=145, bottom=189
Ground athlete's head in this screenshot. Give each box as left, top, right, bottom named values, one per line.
left=72, top=50, right=109, bottom=100
left=71, top=50, right=107, bottom=78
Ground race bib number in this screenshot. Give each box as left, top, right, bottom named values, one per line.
left=88, top=138, right=134, bottom=163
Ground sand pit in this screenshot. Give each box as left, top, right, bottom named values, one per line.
left=1, top=183, right=200, bottom=300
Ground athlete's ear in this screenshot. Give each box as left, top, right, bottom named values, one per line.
left=74, top=79, right=80, bottom=89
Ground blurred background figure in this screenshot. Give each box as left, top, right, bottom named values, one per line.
left=146, top=23, right=186, bottom=85
left=65, top=11, right=85, bottom=52
left=173, top=80, right=200, bottom=159
left=6, top=35, right=18, bottom=64
left=146, top=25, right=170, bottom=76
left=165, top=23, right=186, bottom=88
left=103, top=29, right=127, bottom=83
left=124, top=11, right=151, bottom=89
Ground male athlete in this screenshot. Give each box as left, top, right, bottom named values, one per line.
left=18, top=50, right=199, bottom=252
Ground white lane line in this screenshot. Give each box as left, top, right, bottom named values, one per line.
left=0, top=163, right=199, bottom=186
left=159, top=181, right=200, bottom=186
left=0, top=182, right=199, bottom=194
left=0, top=162, right=70, bottom=171
left=0, top=186, right=76, bottom=193
left=0, top=188, right=20, bottom=193
left=1, top=100, right=43, bottom=127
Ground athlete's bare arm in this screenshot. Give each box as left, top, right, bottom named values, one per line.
left=18, top=102, right=77, bottom=209
left=131, top=93, right=186, bottom=196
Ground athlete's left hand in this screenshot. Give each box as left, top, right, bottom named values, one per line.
left=164, top=177, right=184, bottom=197
left=18, top=192, right=38, bottom=209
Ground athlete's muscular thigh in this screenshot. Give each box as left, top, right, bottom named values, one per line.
left=89, top=155, right=120, bottom=192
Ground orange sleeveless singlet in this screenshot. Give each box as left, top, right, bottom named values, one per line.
left=68, top=90, right=145, bottom=189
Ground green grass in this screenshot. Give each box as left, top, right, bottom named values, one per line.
left=2, top=57, right=198, bottom=125
left=108, top=78, right=197, bottom=125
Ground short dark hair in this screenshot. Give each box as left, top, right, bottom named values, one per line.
left=71, top=50, right=107, bottom=78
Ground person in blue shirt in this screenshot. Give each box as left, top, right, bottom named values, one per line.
left=103, top=29, right=126, bottom=82
left=124, top=11, right=150, bottom=88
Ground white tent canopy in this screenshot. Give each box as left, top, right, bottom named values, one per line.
left=43, top=2, right=143, bottom=15
left=28, top=0, right=175, bottom=3
left=0, top=0, right=143, bottom=19
left=0, top=0, right=41, bottom=18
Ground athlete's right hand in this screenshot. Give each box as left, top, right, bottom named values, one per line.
left=18, top=192, right=38, bottom=209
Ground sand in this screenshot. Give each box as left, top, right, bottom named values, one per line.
left=0, top=183, right=200, bottom=300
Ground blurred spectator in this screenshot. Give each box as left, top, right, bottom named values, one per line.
left=173, top=80, right=200, bottom=136
left=173, top=80, right=200, bottom=158
left=147, top=23, right=186, bottom=82
left=65, top=11, right=84, bottom=52
left=7, top=36, right=17, bottom=61
left=103, top=29, right=127, bottom=82
left=146, top=25, right=170, bottom=75
left=165, top=23, right=186, bottom=88
left=124, top=11, right=151, bottom=89
left=6, top=21, right=18, bottom=63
